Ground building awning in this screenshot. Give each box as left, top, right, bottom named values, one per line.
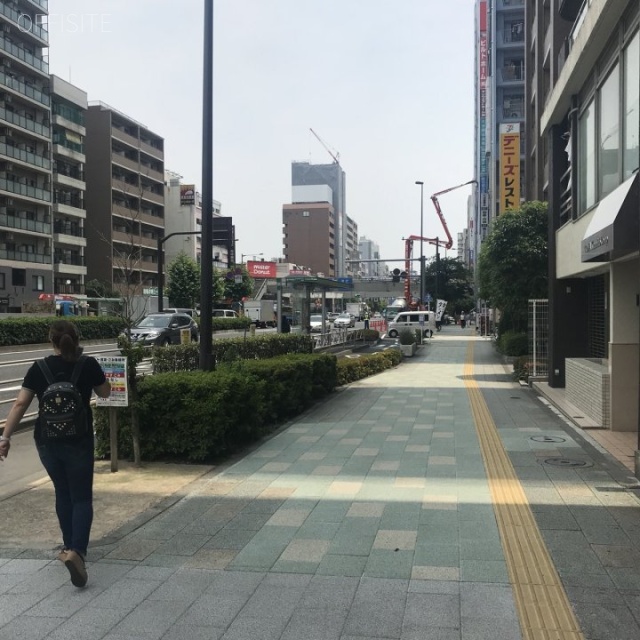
left=581, top=172, right=639, bottom=263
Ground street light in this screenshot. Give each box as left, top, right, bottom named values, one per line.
left=415, top=181, right=424, bottom=309
left=241, top=252, right=263, bottom=264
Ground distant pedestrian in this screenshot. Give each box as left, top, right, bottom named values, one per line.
left=281, top=316, right=291, bottom=333
left=364, top=310, right=370, bottom=330
left=0, top=321, right=111, bottom=588
left=460, top=311, right=466, bottom=329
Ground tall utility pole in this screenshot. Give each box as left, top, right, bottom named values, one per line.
left=415, top=181, right=424, bottom=309
left=199, top=0, right=214, bottom=371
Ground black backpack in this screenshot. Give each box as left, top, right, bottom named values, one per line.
left=37, top=356, right=89, bottom=440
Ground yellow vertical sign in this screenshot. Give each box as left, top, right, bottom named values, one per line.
left=499, top=123, right=520, bottom=213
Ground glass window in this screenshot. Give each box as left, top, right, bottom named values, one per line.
left=32, top=275, right=44, bottom=291
left=598, top=64, right=620, bottom=198
left=623, top=31, right=639, bottom=179
left=579, top=100, right=596, bottom=212
left=11, top=269, right=25, bottom=287
left=0, top=273, right=5, bottom=289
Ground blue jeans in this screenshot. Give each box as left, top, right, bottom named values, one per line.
left=36, top=436, right=94, bottom=557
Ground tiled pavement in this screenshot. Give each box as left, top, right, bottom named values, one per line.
left=2, top=331, right=640, bottom=639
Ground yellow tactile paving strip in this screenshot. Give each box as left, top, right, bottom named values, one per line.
left=465, top=342, right=584, bottom=640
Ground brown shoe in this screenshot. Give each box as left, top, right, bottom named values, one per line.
left=64, top=550, right=88, bottom=588
left=57, top=548, right=69, bottom=563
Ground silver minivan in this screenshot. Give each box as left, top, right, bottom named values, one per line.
left=387, top=311, right=436, bottom=338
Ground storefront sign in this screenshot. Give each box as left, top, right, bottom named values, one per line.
left=247, top=260, right=277, bottom=278
left=499, top=123, right=521, bottom=213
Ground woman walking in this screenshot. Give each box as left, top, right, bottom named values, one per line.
left=0, top=320, right=110, bottom=587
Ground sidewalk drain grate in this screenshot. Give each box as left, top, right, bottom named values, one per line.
left=542, top=457, right=593, bottom=468
left=530, top=435, right=566, bottom=443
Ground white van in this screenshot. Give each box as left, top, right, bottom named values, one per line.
left=387, top=311, right=436, bottom=338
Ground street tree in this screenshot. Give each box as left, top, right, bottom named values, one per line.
left=166, top=252, right=200, bottom=308
left=213, top=266, right=253, bottom=308
left=423, top=256, right=475, bottom=313
left=477, top=200, right=548, bottom=332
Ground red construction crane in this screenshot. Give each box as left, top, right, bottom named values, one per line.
left=309, top=128, right=340, bottom=164
left=430, top=179, right=477, bottom=250
left=403, top=235, right=447, bottom=304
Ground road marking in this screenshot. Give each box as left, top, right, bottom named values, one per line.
left=465, top=341, right=584, bottom=640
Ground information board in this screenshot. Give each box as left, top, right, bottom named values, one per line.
left=95, top=356, right=129, bottom=407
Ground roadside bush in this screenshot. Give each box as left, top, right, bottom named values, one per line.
left=362, top=329, right=380, bottom=342
left=337, top=350, right=401, bottom=385
left=496, top=330, right=528, bottom=356
left=95, top=352, right=337, bottom=462
left=398, top=329, right=415, bottom=345
left=512, top=355, right=529, bottom=382
left=152, top=333, right=314, bottom=373
left=0, top=316, right=126, bottom=346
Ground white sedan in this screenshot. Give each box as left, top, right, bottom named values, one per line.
left=333, top=313, right=355, bottom=328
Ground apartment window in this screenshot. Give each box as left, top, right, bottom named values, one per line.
left=578, top=100, right=596, bottom=213
left=0, top=273, right=5, bottom=289
left=11, top=268, right=26, bottom=287
left=32, top=275, right=44, bottom=291
left=623, top=30, right=639, bottom=179
left=598, top=64, right=620, bottom=198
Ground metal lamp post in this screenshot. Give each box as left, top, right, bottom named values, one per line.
left=415, top=181, right=424, bottom=309
left=241, top=252, right=263, bottom=264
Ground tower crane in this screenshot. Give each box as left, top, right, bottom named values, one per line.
left=309, top=128, right=340, bottom=164
left=430, top=179, right=477, bottom=250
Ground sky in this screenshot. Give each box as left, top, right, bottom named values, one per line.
left=48, top=0, right=476, bottom=266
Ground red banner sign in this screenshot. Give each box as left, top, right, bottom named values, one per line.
left=247, top=260, right=277, bottom=278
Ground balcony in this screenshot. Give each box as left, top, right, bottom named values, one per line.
left=54, top=282, right=85, bottom=296
left=53, top=137, right=84, bottom=155
left=52, top=102, right=83, bottom=126
left=0, top=176, right=50, bottom=201
left=503, top=23, right=525, bottom=45
left=54, top=253, right=85, bottom=266
left=112, top=151, right=140, bottom=173
left=0, top=212, right=50, bottom=234
left=0, top=4, right=48, bottom=44
left=111, top=126, right=139, bottom=149
left=53, top=220, right=83, bottom=237
left=0, top=248, right=51, bottom=264
left=139, top=138, right=163, bottom=160
left=0, top=142, right=51, bottom=170
left=501, top=62, right=525, bottom=82
left=140, top=163, right=164, bottom=183
left=0, top=71, right=50, bottom=106
left=0, top=107, right=50, bottom=138
left=0, top=36, right=49, bottom=76
left=112, top=230, right=157, bottom=249
left=140, top=189, right=164, bottom=205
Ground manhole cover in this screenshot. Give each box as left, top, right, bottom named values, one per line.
left=542, top=457, right=593, bottom=468
left=530, top=435, right=566, bottom=443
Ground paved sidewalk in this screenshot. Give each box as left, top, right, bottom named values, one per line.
left=2, top=330, right=640, bottom=640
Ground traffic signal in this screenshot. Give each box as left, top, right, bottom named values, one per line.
left=392, top=268, right=401, bottom=283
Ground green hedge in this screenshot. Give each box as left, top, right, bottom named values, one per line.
left=94, top=353, right=337, bottom=462
left=152, top=333, right=314, bottom=373
left=194, top=317, right=252, bottom=332
left=496, top=330, right=528, bottom=356
left=0, top=316, right=126, bottom=346
left=337, top=350, right=402, bottom=385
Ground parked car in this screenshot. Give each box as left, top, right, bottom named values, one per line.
left=121, top=313, right=199, bottom=349
left=160, top=307, right=198, bottom=318
left=334, top=313, right=355, bottom=328
left=387, top=311, right=435, bottom=338
left=212, top=309, right=238, bottom=318
left=310, top=314, right=325, bottom=333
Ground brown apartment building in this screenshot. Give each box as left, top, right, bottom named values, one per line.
left=84, top=102, right=165, bottom=294
left=283, top=199, right=336, bottom=277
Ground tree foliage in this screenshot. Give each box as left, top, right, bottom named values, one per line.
left=477, top=200, right=548, bottom=331
left=423, top=256, right=475, bottom=313
left=166, top=252, right=201, bottom=308
left=214, top=266, right=254, bottom=303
